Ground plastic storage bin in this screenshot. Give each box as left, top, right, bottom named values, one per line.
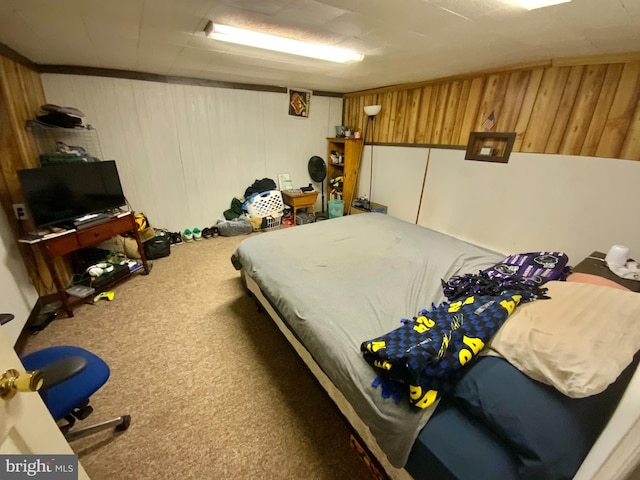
left=328, top=199, right=345, bottom=218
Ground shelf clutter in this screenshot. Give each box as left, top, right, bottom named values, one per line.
left=26, top=103, right=104, bottom=165
left=326, top=137, right=362, bottom=211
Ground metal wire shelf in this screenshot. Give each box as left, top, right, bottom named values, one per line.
left=26, top=120, right=104, bottom=162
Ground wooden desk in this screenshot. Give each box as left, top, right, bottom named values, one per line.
left=30, top=212, right=151, bottom=317
left=281, top=191, right=319, bottom=225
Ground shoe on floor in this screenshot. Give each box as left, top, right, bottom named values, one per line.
left=202, top=227, right=212, bottom=239
left=183, top=229, right=193, bottom=242
left=193, top=227, right=202, bottom=241
left=171, top=232, right=183, bottom=245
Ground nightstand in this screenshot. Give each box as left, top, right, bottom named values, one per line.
left=281, top=191, right=319, bottom=226
left=572, top=251, right=640, bottom=293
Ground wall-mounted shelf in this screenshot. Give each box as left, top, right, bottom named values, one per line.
left=465, top=132, right=516, bottom=163
left=26, top=120, right=104, bottom=162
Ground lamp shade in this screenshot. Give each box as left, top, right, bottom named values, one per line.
left=364, top=105, right=382, bottom=117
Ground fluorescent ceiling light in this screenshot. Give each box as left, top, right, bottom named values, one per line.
left=204, top=22, right=364, bottom=63
left=515, top=0, right=571, bottom=10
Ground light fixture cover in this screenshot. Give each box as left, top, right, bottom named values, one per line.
left=364, top=105, right=382, bottom=117
left=204, top=22, right=364, bottom=63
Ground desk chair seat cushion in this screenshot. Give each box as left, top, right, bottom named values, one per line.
left=21, top=346, right=110, bottom=421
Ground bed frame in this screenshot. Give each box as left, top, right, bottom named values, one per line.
left=243, top=269, right=640, bottom=480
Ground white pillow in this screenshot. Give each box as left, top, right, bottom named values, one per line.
left=487, top=281, right=640, bottom=398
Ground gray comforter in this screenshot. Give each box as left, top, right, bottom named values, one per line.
left=231, top=213, right=504, bottom=467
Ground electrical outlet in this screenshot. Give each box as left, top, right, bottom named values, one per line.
left=13, top=203, right=28, bottom=220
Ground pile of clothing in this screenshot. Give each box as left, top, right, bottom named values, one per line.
left=36, top=104, right=87, bottom=129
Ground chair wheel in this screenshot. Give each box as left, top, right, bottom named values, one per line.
left=116, top=415, right=131, bottom=431
left=73, top=405, right=93, bottom=420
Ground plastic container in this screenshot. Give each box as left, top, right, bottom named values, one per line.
left=262, top=213, right=282, bottom=230
left=328, top=199, right=345, bottom=218
left=246, top=190, right=284, bottom=218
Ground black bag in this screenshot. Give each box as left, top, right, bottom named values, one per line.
left=244, top=178, right=277, bottom=199
left=143, top=235, right=171, bottom=259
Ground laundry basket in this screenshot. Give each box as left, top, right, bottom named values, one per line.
left=328, top=199, right=344, bottom=218
left=246, top=190, right=284, bottom=218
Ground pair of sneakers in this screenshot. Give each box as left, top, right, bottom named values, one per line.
left=167, top=231, right=182, bottom=245
left=183, top=228, right=204, bottom=242
left=202, top=226, right=219, bottom=238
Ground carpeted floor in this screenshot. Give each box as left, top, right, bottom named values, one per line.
left=22, top=233, right=373, bottom=480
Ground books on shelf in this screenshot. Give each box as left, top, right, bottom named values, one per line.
left=127, top=260, right=143, bottom=273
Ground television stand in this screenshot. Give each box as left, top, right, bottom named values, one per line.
left=34, top=212, right=151, bottom=317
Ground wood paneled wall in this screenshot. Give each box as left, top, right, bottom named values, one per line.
left=344, top=56, right=640, bottom=161
left=0, top=54, right=60, bottom=296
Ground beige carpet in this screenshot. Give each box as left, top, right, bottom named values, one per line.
left=22, top=233, right=373, bottom=480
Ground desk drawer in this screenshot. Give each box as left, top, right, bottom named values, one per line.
left=45, top=234, right=81, bottom=256
left=44, top=214, right=136, bottom=256
left=76, top=222, right=122, bottom=247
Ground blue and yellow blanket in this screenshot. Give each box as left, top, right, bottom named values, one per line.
left=361, top=292, right=527, bottom=409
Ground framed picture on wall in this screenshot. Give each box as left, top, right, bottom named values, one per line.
left=288, top=88, right=311, bottom=118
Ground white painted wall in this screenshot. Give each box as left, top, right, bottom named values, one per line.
left=357, top=145, right=427, bottom=224
left=0, top=209, right=39, bottom=345
left=359, top=145, right=640, bottom=266
left=418, top=149, right=640, bottom=264
left=41, top=74, right=342, bottom=232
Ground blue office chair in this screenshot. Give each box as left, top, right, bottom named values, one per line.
left=2, top=314, right=130, bottom=440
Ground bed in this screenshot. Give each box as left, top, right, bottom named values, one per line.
left=231, top=213, right=640, bottom=480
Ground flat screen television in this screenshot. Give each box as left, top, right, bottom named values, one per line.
left=17, top=160, right=126, bottom=229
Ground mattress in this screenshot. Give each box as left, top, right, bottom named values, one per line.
left=231, top=213, right=504, bottom=467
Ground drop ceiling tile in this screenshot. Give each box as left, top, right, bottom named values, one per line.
left=553, top=0, right=633, bottom=26
left=140, top=25, right=194, bottom=46
left=137, top=40, right=185, bottom=65
left=356, top=0, right=461, bottom=34
left=141, top=0, right=213, bottom=32
left=621, top=0, right=640, bottom=17
left=424, top=0, right=510, bottom=20
left=82, top=17, right=141, bottom=41
left=321, top=10, right=378, bottom=37
left=76, top=0, right=144, bottom=22
left=272, top=0, right=348, bottom=25
left=172, top=46, right=226, bottom=69
left=576, top=24, right=640, bottom=52
left=220, top=0, right=295, bottom=16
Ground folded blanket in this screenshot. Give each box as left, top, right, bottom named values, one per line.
left=443, top=251, right=570, bottom=301
left=362, top=292, right=529, bottom=409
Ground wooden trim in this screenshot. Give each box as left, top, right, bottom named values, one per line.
left=373, top=141, right=466, bottom=150
left=37, top=64, right=343, bottom=97
left=0, top=42, right=39, bottom=72
left=345, top=51, right=640, bottom=97
left=415, top=148, right=431, bottom=224
left=311, top=90, right=343, bottom=98
left=13, top=297, right=45, bottom=354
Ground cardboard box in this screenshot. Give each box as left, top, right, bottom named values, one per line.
left=350, top=202, right=388, bottom=215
